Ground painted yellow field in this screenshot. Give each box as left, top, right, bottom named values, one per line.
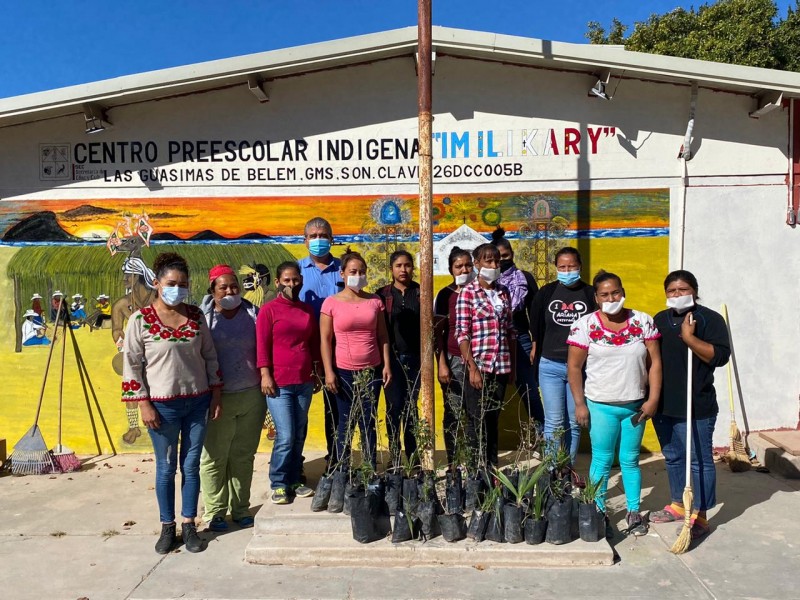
left=0, top=236, right=666, bottom=457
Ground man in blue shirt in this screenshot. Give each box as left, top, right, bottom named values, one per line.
left=298, top=217, right=342, bottom=469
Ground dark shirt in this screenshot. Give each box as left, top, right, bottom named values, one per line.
left=513, top=269, right=539, bottom=336
left=530, top=280, right=596, bottom=362
left=378, top=282, right=420, bottom=356
left=434, top=284, right=461, bottom=357
left=654, top=304, right=730, bottom=419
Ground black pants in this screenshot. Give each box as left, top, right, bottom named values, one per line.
left=463, top=371, right=508, bottom=470
left=323, top=387, right=339, bottom=468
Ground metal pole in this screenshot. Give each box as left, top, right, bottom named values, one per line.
left=417, top=0, right=435, bottom=470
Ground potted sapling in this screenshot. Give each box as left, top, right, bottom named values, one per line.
left=483, top=481, right=506, bottom=543
left=524, top=479, right=548, bottom=545
left=494, top=461, right=548, bottom=544
left=545, top=477, right=574, bottom=545
left=577, top=476, right=605, bottom=542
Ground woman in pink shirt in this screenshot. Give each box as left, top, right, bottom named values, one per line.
left=320, top=249, right=392, bottom=470
left=256, top=261, right=321, bottom=505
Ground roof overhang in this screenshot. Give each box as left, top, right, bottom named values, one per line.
left=3, top=26, right=800, bottom=129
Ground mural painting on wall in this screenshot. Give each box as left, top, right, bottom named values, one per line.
left=0, top=189, right=669, bottom=453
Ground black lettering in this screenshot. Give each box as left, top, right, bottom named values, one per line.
left=74, top=143, right=87, bottom=164
left=168, top=141, right=180, bottom=162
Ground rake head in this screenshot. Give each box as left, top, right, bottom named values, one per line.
left=10, top=425, right=55, bottom=475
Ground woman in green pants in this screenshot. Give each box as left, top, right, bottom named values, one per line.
left=199, top=264, right=267, bottom=531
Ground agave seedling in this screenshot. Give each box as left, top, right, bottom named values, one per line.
left=493, top=462, right=548, bottom=508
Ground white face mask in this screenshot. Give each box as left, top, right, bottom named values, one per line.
left=454, top=271, right=476, bottom=286
left=666, top=294, right=694, bottom=313
left=346, top=275, right=367, bottom=292
left=218, top=294, right=242, bottom=311
left=602, top=296, right=626, bottom=316
left=479, top=267, right=500, bottom=283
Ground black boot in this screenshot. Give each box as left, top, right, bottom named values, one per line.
left=155, top=522, right=176, bottom=554
left=181, top=522, right=204, bottom=553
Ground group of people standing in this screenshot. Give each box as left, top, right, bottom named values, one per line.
left=121, top=217, right=729, bottom=554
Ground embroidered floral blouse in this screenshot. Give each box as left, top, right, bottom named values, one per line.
left=121, top=304, right=223, bottom=402
left=566, top=309, right=660, bottom=403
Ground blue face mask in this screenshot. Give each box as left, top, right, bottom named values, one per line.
left=308, top=238, right=331, bottom=257
left=161, top=285, right=189, bottom=307
left=557, top=270, right=581, bottom=286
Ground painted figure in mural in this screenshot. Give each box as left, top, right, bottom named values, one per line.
left=70, top=293, right=87, bottom=328
left=199, top=264, right=266, bottom=530
left=650, top=270, right=729, bottom=542
left=110, top=234, right=158, bottom=444
left=257, top=261, right=321, bottom=505
left=21, top=309, right=50, bottom=346
left=121, top=252, right=222, bottom=555
left=455, top=243, right=515, bottom=470
left=491, top=228, right=543, bottom=425
left=434, top=246, right=475, bottom=467
left=85, top=293, right=112, bottom=330
left=377, top=250, right=421, bottom=469
left=50, top=290, right=68, bottom=322
left=298, top=217, right=343, bottom=470
left=320, top=248, right=391, bottom=471
left=30, top=293, right=45, bottom=324
left=240, top=263, right=276, bottom=307
left=529, top=247, right=596, bottom=466
left=567, top=271, right=662, bottom=537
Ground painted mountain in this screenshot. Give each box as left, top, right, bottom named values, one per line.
left=2, top=211, right=80, bottom=242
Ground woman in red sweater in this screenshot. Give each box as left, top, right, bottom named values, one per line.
left=257, top=261, right=321, bottom=505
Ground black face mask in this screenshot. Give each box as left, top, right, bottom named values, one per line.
left=499, top=259, right=514, bottom=273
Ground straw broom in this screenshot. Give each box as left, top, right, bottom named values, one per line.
left=721, top=304, right=751, bottom=472
left=671, top=341, right=694, bottom=554
left=50, top=316, right=81, bottom=473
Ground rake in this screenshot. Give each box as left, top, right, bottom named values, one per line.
left=9, top=299, right=64, bottom=475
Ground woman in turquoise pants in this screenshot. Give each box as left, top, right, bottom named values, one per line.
left=566, top=271, right=662, bottom=536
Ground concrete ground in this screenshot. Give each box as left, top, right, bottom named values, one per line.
left=1, top=450, right=798, bottom=600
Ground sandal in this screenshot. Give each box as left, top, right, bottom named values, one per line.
left=650, top=504, right=684, bottom=523
left=674, top=517, right=710, bottom=540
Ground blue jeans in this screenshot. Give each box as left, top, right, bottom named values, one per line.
left=515, top=333, right=543, bottom=424
left=384, top=352, right=420, bottom=465
left=148, top=393, right=211, bottom=523
left=539, top=357, right=581, bottom=463
left=587, top=399, right=646, bottom=513
left=267, top=382, right=314, bottom=490
left=335, top=367, right=381, bottom=470
left=653, top=414, right=717, bottom=511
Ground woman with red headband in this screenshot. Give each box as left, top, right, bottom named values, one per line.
left=199, top=264, right=265, bottom=531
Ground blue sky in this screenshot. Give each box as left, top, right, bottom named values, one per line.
left=0, top=0, right=794, bottom=99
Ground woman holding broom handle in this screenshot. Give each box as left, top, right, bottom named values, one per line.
left=122, top=252, right=223, bottom=555
left=651, top=270, right=730, bottom=541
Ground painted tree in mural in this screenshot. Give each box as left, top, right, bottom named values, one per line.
left=361, top=197, right=414, bottom=289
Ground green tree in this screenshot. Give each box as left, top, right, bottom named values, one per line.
left=587, top=0, right=800, bottom=72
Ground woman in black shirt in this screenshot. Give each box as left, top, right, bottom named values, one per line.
left=377, top=250, right=420, bottom=467
left=650, top=270, right=730, bottom=541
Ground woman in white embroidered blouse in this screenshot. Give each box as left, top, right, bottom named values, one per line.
left=122, top=252, right=222, bottom=555
left=566, top=271, right=662, bottom=537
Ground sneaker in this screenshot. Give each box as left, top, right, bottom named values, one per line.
left=292, top=484, right=315, bottom=498
left=626, top=511, right=649, bottom=537
left=234, top=515, right=255, bottom=528
left=271, top=488, right=290, bottom=505
left=155, top=522, right=176, bottom=554
left=208, top=516, right=228, bottom=532
left=181, top=522, right=205, bottom=553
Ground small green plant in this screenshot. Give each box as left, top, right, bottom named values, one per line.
left=549, top=476, right=570, bottom=502
left=531, top=485, right=547, bottom=520
left=493, top=462, right=548, bottom=507
left=578, top=476, right=606, bottom=506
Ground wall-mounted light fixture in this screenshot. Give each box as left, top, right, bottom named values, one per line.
left=588, top=70, right=612, bottom=100
left=83, top=103, right=111, bottom=134
left=247, top=76, right=269, bottom=103
left=750, top=91, right=783, bottom=119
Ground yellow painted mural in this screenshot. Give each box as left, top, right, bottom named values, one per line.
left=0, top=190, right=669, bottom=456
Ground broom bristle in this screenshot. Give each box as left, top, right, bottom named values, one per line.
left=51, top=446, right=82, bottom=473
left=670, top=487, right=694, bottom=554
left=728, top=422, right=751, bottom=472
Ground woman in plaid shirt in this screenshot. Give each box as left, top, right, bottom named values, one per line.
left=455, top=243, right=516, bottom=469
